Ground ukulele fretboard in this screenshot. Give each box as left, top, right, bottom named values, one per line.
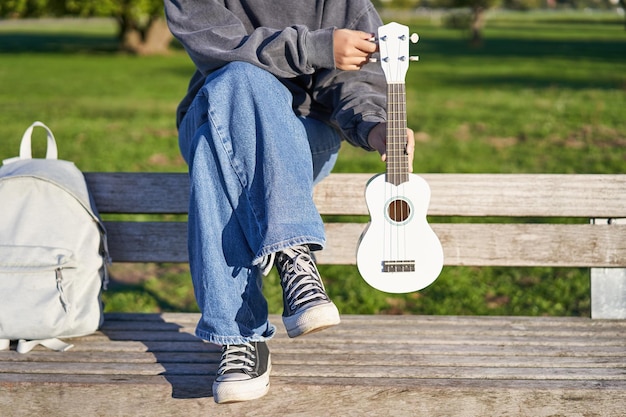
left=385, top=82, right=409, bottom=186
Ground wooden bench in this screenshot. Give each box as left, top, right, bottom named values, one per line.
left=1, top=172, right=625, bottom=416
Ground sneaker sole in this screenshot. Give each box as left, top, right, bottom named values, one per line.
left=283, top=302, right=341, bottom=338
left=212, top=360, right=272, bottom=404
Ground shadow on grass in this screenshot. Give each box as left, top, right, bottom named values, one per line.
left=0, top=33, right=119, bottom=54
left=419, top=70, right=624, bottom=91
left=429, top=36, right=624, bottom=60
left=413, top=36, right=626, bottom=90
left=0, top=31, right=186, bottom=54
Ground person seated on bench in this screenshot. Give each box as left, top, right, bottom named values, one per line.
left=164, top=0, right=414, bottom=404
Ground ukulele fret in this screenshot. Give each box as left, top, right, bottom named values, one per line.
left=385, top=83, right=409, bottom=186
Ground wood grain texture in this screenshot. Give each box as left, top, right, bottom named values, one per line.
left=86, top=173, right=626, bottom=217
left=104, top=221, right=626, bottom=266
left=1, top=313, right=624, bottom=416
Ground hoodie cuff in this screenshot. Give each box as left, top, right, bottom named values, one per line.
left=357, top=116, right=385, bottom=152
left=305, top=27, right=336, bottom=70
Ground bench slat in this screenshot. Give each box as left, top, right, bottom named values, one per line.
left=85, top=172, right=190, bottom=214
left=3, top=361, right=625, bottom=380
left=1, top=350, right=623, bottom=368
left=104, top=221, right=626, bottom=267
left=104, top=221, right=188, bottom=263
left=315, top=173, right=626, bottom=218
left=86, top=173, right=626, bottom=218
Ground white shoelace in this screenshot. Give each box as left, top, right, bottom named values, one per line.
left=278, top=246, right=327, bottom=311
left=259, top=252, right=275, bottom=276
left=217, top=343, right=256, bottom=375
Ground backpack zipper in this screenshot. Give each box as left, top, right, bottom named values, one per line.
left=55, top=267, right=71, bottom=312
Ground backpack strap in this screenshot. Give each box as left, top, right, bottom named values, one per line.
left=19, top=121, right=58, bottom=160
left=16, top=338, right=74, bottom=354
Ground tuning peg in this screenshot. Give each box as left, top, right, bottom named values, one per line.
left=369, top=56, right=418, bottom=63
left=370, top=33, right=419, bottom=44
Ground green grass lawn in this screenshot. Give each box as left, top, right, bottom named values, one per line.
left=0, top=12, right=624, bottom=316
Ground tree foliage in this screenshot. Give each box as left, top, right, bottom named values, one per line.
left=0, top=0, right=172, bottom=54
left=436, top=0, right=501, bottom=45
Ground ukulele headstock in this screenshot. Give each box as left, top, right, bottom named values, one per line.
left=377, top=22, right=418, bottom=84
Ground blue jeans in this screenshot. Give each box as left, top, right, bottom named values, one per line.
left=178, top=62, right=341, bottom=345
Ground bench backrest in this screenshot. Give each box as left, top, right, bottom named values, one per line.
left=85, top=172, right=626, bottom=267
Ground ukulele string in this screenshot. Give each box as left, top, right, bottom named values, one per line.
left=382, top=33, right=410, bottom=265
left=397, top=80, right=408, bottom=264
left=385, top=81, right=409, bottom=264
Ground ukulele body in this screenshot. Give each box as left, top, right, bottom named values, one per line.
left=356, top=21, right=443, bottom=293
left=357, top=172, right=443, bottom=293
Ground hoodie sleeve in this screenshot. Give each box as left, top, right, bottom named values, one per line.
left=311, top=3, right=388, bottom=151
left=164, top=0, right=336, bottom=78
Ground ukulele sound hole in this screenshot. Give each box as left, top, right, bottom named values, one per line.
left=387, top=199, right=411, bottom=223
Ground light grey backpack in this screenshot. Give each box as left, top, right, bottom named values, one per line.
left=0, top=122, right=110, bottom=353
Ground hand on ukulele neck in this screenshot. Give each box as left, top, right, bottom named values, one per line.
left=367, top=123, right=415, bottom=173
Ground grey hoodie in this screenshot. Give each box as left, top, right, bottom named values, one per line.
left=164, top=0, right=387, bottom=150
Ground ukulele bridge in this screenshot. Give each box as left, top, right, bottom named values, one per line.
left=382, top=260, right=416, bottom=273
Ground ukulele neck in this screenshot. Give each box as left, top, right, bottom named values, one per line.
left=385, top=82, right=409, bottom=186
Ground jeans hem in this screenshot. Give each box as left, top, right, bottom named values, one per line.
left=252, top=235, right=325, bottom=266
left=195, top=323, right=277, bottom=346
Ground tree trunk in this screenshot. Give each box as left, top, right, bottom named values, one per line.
left=470, top=7, right=485, bottom=47
left=119, top=17, right=173, bottom=55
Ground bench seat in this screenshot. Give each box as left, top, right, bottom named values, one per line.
left=1, top=313, right=625, bottom=416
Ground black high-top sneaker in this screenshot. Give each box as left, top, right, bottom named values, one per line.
left=212, top=341, right=271, bottom=404
left=275, top=245, right=341, bottom=338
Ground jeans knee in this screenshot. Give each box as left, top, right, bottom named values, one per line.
left=206, top=62, right=286, bottom=97
left=221, top=61, right=269, bottom=79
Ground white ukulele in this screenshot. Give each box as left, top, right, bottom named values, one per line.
left=356, top=22, right=444, bottom=294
